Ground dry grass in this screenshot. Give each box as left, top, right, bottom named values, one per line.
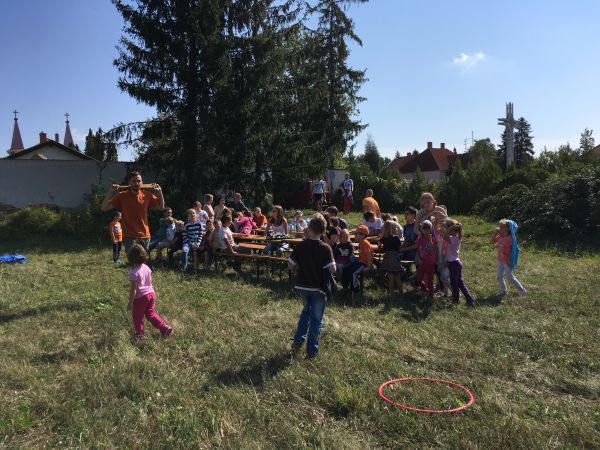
left=1, top=214, right=599, bottom=448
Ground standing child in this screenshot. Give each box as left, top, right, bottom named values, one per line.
left=288, top=213, right=336, bottom=359
left=127, top=244, right=172, bottom=341
left=379, top=220, right=404, bottom=297
left=343, top=225, right=374, bottom=293
left=109, top=211, right=123, bottom=263
left=493, top=219, right=526, bottom=297
left=405, top=220, right=437, bottom=299
left=444, top=221, right=475, bottom=306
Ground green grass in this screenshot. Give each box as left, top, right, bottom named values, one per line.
left=1, top=214, right=599, bottom=448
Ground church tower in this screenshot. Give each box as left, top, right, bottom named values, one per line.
left=7, top=110, right=25, bottom=155
left=63, top=113, right=74, bottom=147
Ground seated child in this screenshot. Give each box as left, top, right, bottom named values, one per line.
left=234, top=209, right=256, bottom=235
left=193, top=201, right=210, bottom=224
left=363, top=211, right=383, bottom=236
left=167, top=220, right=184, bottom=264
left=154, top=216, right=176, bottom=261
left=198, top=219, right=215, bottom=269
left=182, top=209, right=203, bottom=272
left=252, top=207, right=268, bottom=229
left=293, top=210, right=308, bottom=232
left=342, top=225, right=374, bottom=293
left=326, top=206, right=348, bottom=230
left=332, top=229, right=354, bottom=282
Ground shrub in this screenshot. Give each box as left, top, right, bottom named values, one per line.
left=473, top=167, right=600, bottom=240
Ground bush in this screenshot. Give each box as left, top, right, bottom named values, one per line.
left=473, top=167, right=600, bottom=240
left=0, top=184, right=113, bottom=242
left=0, top=206, right=63, bottom=239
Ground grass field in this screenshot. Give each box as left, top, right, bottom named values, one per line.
left=1, top=214, right=599, bottom=448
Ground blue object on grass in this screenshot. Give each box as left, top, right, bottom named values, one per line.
left=0, top=255, right=28, bottom=264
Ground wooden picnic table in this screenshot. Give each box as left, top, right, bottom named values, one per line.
left=233, top=233, right=267, bottom=242
left=238, top=242, right=266, bottom=252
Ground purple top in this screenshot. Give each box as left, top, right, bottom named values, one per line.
left=446, top=236, right=461, bottom=262
left=129, top=263, right=155, bottom=299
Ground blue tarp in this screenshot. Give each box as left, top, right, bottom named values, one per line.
left=0, top=255, right=28, bottom=264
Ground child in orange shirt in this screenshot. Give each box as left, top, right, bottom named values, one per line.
left=342, top=225, right=373, bottom=293
left=109, top=211, right=123, bottom=263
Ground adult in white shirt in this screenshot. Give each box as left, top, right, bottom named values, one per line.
left=312, top=176, right=327, bottom=210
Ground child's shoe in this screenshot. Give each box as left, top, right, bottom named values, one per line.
left=161, top=326, right=173, bottom=339
left=518, top=289, right=527, bottom=297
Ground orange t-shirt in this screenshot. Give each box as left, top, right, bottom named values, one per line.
left=358, top=239, right=373, bottom=265
left=109, top=219, right=123, bottom=243
left=109, top=190, right=160, bottom=238
left=254, top=214, right=267, bottom=228
left=362, top=197, right=381, bottom=216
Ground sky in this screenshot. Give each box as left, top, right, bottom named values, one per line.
left=1, top=0, right=599, bottom=161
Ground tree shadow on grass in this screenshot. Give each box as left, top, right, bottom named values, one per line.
left=0, top=302, right=83, bottom=325
left=210, top=352, right=292, bottom=391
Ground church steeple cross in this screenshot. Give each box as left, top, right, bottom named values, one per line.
left=65, top=112, right=70, bottom=122
left=13, top=109, right=18, bottom=120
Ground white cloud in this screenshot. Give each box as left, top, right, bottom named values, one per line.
left=453, top=52, right=486, bottom=67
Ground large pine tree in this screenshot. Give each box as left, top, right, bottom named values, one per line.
left=310, top=0, right=367, bottom=168
left=514, top=117, right=534, bottom=168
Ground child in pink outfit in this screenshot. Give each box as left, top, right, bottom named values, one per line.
left=127, top=244, right=172, bottom=340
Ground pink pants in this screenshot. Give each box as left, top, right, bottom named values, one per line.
left=132, top=293, right=169, bottom=337
left=417, top=263, right=435, bottom=297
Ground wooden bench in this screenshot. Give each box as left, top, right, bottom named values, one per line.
left=213, top=250, right=292, bottom=283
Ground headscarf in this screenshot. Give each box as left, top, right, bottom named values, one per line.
left=507, top=220, right=520, bottom=268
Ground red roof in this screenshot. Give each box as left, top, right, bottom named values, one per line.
left=389, top=143, right=470, bottom=174
left=593, top=145, right=600, bottom=158
left=389, top=153, right=416, bottom=171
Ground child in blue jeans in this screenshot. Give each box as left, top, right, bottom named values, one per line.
left=288, top=213, right=336, bottom=359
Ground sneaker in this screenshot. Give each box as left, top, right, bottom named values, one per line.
left=290, top=342, right=302, bottom=354
left=466, top=300, right=475, bottom=308
left=305, top=352, right=317, bottom=360
left=131, top=334, right=144, bottom=343
left=518, top=289, right=527, bottom=297
left=161, top=326, right=173, bottom=339
left=497, top=290, right=508, bottom=297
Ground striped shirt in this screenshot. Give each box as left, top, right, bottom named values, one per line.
left=183, top=221, right=203, bottom=245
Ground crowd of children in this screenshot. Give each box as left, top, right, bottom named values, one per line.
left=111, top=190, right=527, bottom=353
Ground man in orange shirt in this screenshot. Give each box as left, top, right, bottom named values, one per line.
left=362, top=189, right=381, bottom=217
left=101, top=171, right=165, bottom=251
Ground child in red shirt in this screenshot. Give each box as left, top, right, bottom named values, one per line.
left=405, top=220, right=437, bottom=299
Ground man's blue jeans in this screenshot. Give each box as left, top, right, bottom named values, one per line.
left=293, top=290, right=327, bottom=356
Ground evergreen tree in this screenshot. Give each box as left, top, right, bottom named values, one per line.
left=497, top=126, right=509, bottom=169
left=363, top=135, right=381, bottom=174
left=514, top=117, right=534, bottom=168
left=310, top=0, right=367, bottom=168
left=113, top=0, right=231, bottom=200
left=579, top=128, right=595, bottom=156
left=394, top=150, right=401, bottom=160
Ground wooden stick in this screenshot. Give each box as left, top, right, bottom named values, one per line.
left=115, top=184, right=157, bottom=192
